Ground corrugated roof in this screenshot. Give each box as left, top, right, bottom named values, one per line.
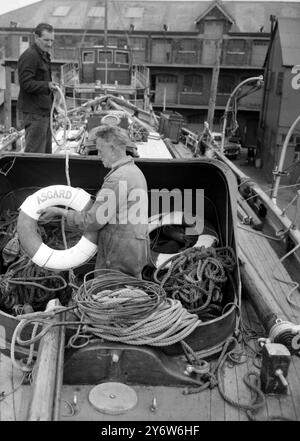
left=0, top=1, right=300, bottom=33
left=277, top=17, right=300, bottom=66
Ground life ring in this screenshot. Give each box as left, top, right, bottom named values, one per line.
left=17, top=185, right=98, bottom=271
left=148, top=211, right=218, bottom=268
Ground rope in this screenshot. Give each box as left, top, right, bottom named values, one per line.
left=0, top=210, right=82, bottom=313
left=9, top=269, right=202, bottom=353
left=153, top=246, right=236, bottom=320
left=71, top=269, right=202, bottom=347
left=50, top=85, right=70, bottom=148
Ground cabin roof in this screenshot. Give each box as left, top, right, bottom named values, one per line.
left=1, top=0, right=300, bottom=34
left=277, top=17, right=300, bottom=66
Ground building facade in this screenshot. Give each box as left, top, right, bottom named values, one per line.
left=0, top=0, right=300, bottom=150
left=258, top=17, right=300, bottom=184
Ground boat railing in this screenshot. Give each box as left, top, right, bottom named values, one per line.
left=131, top=65, right=150, bottom=89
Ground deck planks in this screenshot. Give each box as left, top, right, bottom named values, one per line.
left=238, top=224, right=300, bottom=322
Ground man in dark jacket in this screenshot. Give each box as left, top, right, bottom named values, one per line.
left=17, top=23, right=57, bottom=153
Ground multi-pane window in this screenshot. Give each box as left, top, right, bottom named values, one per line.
left=130, top=38, right=146, bottom=50
left=218, top=74, right=235, bottom=94
left=98, top=50, right=113, bottom=63
left=227, top=39, right=246, bottom=54
left=82, top=51, right=94, bottom=63
left=157, top=74, right=177, bottom=83
left=115, top=51, right=129, bottom=64
left=183, top=74, right=203, bottom=93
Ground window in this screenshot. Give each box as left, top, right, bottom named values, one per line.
left=22, top=36, right=29, bottom=42
left=131, top=38, right=146, bottom=50
left=187, top=114, right=203, bottom=124
left=218, top=74, right=235, bottom=94
left=52, top=6, right=71, bottom=17
left=281, top=134, right=300, bottom=145
left=183, top=74, right=203, bottom=93
left=180, top=39, right=196, bottom=52
left=85, top=35, right=104, bottom=46
left=11, top=70, right=15, bottom=84
left=82, top=51, right=94, bottom=63
left=107, top=37, right=118, bottom=47
left=157, top=74, right=177, bottom=83
left=281, top=134, right=294, bottom=144
left=227, top=39, right=246, bottom=54
left=115, top=51, right=129, bottom=65
left=98, top=50, right=113, bottom=63
left=88, top=7, right=105, bottom=17
left=253, top=40, right=268, bottom=47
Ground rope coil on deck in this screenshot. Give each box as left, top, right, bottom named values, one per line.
left=153, top=246, right=236, bottom=320
left=10, top=269, right=203, bottom=369
left=71, top=269, right=202, bottom=347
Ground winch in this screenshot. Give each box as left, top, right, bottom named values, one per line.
left=259, top=341, right=291, bottom=394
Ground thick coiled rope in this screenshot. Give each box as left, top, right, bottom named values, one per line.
left=10, top=269, right=203, bottom=371
left=71, top=269, right=202, bottom=347
left=153, top=246, right=236, bottom=320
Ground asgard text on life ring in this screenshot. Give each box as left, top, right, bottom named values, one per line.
left=17, top=185, right=98, bottom=271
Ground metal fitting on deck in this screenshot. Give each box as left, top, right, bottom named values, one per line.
left=260, top=341, right=291, bottom=394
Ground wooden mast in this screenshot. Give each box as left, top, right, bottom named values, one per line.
left=104, top=0, right=108, bottom=84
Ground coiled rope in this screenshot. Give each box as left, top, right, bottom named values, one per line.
left=71, top=269, right=202, bottom=347
left=153, top=246, right=236, bottom=320
left=0, top=211, right=82, bottom=312
left=0, top=255, right=69, bottom=311
left=11, top=269, right=203, bottom=361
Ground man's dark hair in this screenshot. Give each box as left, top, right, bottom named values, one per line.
left=34, top=23, right=54, bottom=37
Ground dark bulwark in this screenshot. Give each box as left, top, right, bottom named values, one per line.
left=0, top=153, right=240, bottom=385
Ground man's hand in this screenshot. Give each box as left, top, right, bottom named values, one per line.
left=37, top=206, right=66, bottom=222
left=48, top=81, right=58, bottom=92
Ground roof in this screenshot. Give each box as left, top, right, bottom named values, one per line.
left=278, top=17, right=300, bottom=66
left=195, top=1, right=234, bottom=24
left=0, top=1, right=300, bottom=33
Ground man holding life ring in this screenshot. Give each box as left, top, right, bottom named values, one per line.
left=39, top=125, right=149, bottom=278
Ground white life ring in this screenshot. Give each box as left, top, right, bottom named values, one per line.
left=17, top=185, right=98, bottom=271
left=148, top=211, right=218, bottom=269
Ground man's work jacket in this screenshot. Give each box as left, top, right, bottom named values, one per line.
left=67, top=156, right=149, bottom=278
left=17, top=43, right=53, bottom=116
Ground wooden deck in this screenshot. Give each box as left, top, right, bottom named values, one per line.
left=1, top=296, right=299, bottom=421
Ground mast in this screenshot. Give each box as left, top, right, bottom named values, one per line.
left=104, top=0, right=108, bottom=84
left=104, top=0, right=108, bottom=49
